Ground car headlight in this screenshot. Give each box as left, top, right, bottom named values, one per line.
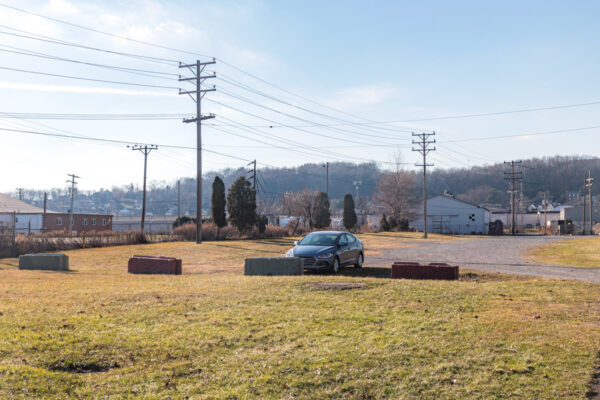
left=285, top=249, right=294, bottom=257
left=317, top=252, right=334, bottom=259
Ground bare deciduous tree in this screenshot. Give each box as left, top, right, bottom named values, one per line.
left=281, top=189, right=318, bottom=229
left=375, top=152, right=418, bottom=222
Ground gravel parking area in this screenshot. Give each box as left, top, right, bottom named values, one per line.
left=369, top=235, right=600, bottom=283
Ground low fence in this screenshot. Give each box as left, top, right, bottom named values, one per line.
left=0, top=231, right=177, bottom=258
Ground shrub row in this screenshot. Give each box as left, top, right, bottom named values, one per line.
left=173, top=222, right=288, bottom=241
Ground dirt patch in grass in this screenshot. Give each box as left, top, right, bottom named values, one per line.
left=307, top=282, right=367, bottom=290
left=45, top=358, right=120, bottom=373
left=588, top=353, right=600, bottom=399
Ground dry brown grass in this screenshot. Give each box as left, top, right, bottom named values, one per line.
left=529, top=236, right=600, bottom=268
left=1, top=236, right=600, bottom=398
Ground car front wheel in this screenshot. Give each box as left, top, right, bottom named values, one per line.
left=331, top=257, right=340, bottom=274
left=355, top=253, right=364, bottom=268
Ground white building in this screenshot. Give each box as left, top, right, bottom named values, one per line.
left=0, top=193, right=56, bottom=234
left=411, top=195, right=491, bottom=235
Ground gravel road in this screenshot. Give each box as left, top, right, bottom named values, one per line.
left=368, top=236, right=600, bottom=283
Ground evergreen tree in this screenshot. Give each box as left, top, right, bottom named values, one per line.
left=343, top=193, right=357, bottom=231
left=380, top=213, right=391, bottom=232
left=312, top=192, right=331, bottom=229
left=227, top=176, right=256, bottom=232
left=256, top=214, right=267, bottom=235
left=211, top=176, right=227, bottom=238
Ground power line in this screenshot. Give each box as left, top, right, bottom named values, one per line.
left=0, top=26, right=178, bottom=65
left=206, top=97, right=398, bottom=147
left=213, top=114, right=397, bottom=163
left=0, top=2, right=208, bottom=59
left=0, top=126, right=254, bottom=162
left=0, top=112, right=193, bottom=120
left=0, top=65, right=180, bottom=89
left=216, top=87, right=405, bottom=145
left=0, top=44, right=179, bottom=80
left=216, top=74, right=413, bottom=136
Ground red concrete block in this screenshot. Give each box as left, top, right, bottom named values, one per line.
left=128, top=255, right=182, bottom=275
left=391, top=262, right=458, bottom=280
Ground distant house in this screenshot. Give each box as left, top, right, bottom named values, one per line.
left=411, top=195, right=491, bottom=235
left=566, top=190, right=582, bottom=203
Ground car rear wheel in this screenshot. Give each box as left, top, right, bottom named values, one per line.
left=354, top=253, right=364, bottom=268
left=331, top=257, right=340, bottom=274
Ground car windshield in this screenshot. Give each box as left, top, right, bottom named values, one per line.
left=298, top=233, right=338, bottom=246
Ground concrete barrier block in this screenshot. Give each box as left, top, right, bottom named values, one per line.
left=19, top=253, right=69, bottom=271
left=244, top=257, right=304, bottom=276
left=391, top=262, right=458, bottom=280
left=128, top=255, right=182, bottom=275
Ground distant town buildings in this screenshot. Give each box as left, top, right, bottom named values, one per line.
left=0, top=193, right=112, bottom=234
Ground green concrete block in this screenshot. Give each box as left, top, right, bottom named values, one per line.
left=244, top=257, right=304, bottom=276
left=19, top=254, right=69, bottom=271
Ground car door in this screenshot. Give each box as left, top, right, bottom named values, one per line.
left=337, top=234, right=351, bottom=264
left=346, top=234, right=359, bottom=261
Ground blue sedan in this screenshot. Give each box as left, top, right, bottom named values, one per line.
left=285, top=231, right=364, bottom=273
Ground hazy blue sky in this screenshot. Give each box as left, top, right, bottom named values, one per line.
left=1, top=0, right=599, bottom=192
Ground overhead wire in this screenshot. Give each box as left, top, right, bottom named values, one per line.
left=0, top=65, right=180, bottom=90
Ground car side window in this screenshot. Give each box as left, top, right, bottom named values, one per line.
left=338, top=235, right=347, bottom=246
left=346, top=234, right=356, bottom=244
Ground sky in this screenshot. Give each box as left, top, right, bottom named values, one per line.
left=1, top=0, right=600, bottom=193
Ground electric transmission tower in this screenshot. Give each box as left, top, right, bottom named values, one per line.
left=178, top=58, right=216, bottom=244
left=129, top=144, right=158, bottom=234
left=66, top=173, right=79, bottom=234
left=504, top=161, right=523, bottom=235
left=412, top=132, right=436, bottom=239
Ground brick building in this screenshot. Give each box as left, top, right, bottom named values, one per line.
left=43, top=213, right=112, bottom=233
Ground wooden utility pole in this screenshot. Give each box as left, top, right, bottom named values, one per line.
left=520, top=181, right=524, bottom=226
left=587, top=170, right=594, bottom=233
left=247, top=160, right=257, bottom=204
left=504, top=161, right=523, bottom=235
left=66, top=174, right=79, bottom=234
left=129, top=145, right=158, bottom=234
left=42, top=192, right=47, bottom=233
left=179, top=58, right=216, bottom=244
left=412, top=132, right=436, bottom=239
left=323, top=162, right=329, bottom=197
left=583, top=177, right=587, bottom=235
left=543, top=192, right=547, bottom=235
left=177, top=180, right=181, bottom=219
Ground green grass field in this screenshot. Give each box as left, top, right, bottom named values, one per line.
left=1, top=233, right=599, bottom=399
left=529, top=236, right=600, bottom=268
